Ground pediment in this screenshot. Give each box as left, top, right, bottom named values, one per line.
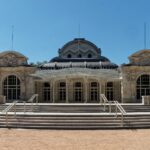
left=130, top=50, right=150, bottom=57
left=129, top=49, right=150, bottom=65
left=0, top=51, right=28, bottom=66
left=0, top=51, right=27, bottom=59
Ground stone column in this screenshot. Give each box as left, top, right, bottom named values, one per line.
left=99, top=80, right=102, bottom=103
left=114, top=81, right=122, bottom=103
left=49, top=81, right=52, bottom=103
left=52, top=80, right=55, bottom=103
left=84, top=78, right=88, bottom=103
left=66, top=78, right=69, bottom=103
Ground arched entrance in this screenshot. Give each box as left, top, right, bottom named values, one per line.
left=43, top=82, right=51, bottom=102
left=105, top=82, right=113, bottom=101
left=136, top=74, right=150, bottom=102
left=3, top=75, right=21, bottom=101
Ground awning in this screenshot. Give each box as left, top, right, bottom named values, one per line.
left=31, top=68, right=121, bottom=81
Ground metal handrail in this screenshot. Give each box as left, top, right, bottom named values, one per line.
left=24, top=94, right=38, bottom=113
left=2, top=100, right=18, bottom=126
left=114, top=101, right=126, bottom=126
left=100, top=94, right=126, bottom=126
left=100, top=94, right=112, bottom=113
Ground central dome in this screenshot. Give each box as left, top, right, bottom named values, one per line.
left=50, top=38, right=110, bottom=62
left=39, top=38, right=118, bottom=69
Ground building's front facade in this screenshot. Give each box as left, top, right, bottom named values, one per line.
left=0, top=38, right=149, bottom=103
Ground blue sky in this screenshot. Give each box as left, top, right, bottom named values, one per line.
left=0, top=0, right=149, bottom=64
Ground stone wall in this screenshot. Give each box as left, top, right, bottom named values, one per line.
left=0, top=66, right=36, bottom=101
left=121, top=66, right=150, bottom=103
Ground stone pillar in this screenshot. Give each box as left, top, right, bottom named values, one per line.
left=100, top=81, right=105, bottom=95
left=84, top=78, right=88, bottom=103
left=52, top=80, right=55, bottom=103
left=114, top=81, right=121, bottom=103
left=0, top=74, right=2, bottom=95
left=66, top=78, right=69, bottom=103
left=70, top=79, right=74, bottom=103
left=99, top=80, right=102, bottom=103
left=122, top=79, right=136, bottom=103
left=35, top=81, right=43, bottom=102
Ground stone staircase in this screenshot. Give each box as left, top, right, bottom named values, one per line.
left=0, top=103, right=150, bottom=129
left=122, top=105, right=150, bottom=112
left=0, top=114, right=123, bottom=129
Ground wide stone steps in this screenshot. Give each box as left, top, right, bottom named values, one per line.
left=0, top=114, right=123, bottom=129
left=1, top=104, right=150, bottom=113
left=0, top=104, right=150, bottom=129
left=1, top=113, right=150, bottom=129
left=122, top=105, right=150, bottom=112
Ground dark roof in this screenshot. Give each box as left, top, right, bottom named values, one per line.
left=50, top=56, right=110, bottom=63
left=58, top=38, right=101, bottom=54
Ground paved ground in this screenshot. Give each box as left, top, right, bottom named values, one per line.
left=0, top=128, right=149, bottom=150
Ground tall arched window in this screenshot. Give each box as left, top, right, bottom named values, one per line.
left=43, top=82, right=51, bottom=102
left=74, top=82, right=83, bottom=102
left=67, top=54, right=72, bottom=58
left=136, top=74, right=150, bottom=100
left=88, top=54, right=92, bottom=58
left=105, top=82, right=113, bottom=101
left=90, top=82, right=99, bottom=102
left=58, top=82, right=66, bottom=102
left=3, top=75, right=21, bottom=101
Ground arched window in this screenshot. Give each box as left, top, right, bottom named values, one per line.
left=90, top=82, right=99, bottom=102
left=74, top=82, right=83, bottom=102
left=58, top=82, right=66, bottom=102
left=3, top=75, right=20, bottom=101
left=105, top=82, right=113, bottom=101
left=88, top=54, right=92, bottom=58
left=67, top=54, right=72, bottom=58
left=136, top=74, right=150, bottom=101
left=43, top=82, right=51, bottom=102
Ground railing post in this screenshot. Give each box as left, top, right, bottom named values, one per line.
left=23, top=101, right=26, bottom=113
left=14, top=102, right=16, bottom=117
left=109, top=103, right=111, bottom=113
left=31, top=101, right=33, bottom=112
left=36, top=94, right=38, bottom=105
left=6, top=112, right=8, bottom=127
left=121, top=114, right=123, bottom=127
left=104, top=101, right=106, bottom=111
left=115, top=104, right=118, bottom=117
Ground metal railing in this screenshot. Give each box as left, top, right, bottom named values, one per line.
left=100, top=94, right=112, bottom=113
left=100, top=94, right=126, bottom=126
left=2, top=100, right=18, bottom=126
left=23, top=94, right=38, bottom=113
left=114, top=101, right=126, bottom=126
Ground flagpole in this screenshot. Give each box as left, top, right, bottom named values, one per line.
left=12, top=25, right=14, bottom=50
left=144, top=23, right=146, bottom=49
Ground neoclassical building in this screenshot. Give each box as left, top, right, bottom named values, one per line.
left=0, top=38, right=149, bottom=103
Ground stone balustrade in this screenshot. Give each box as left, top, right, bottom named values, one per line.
left=142, top=96, right=150, bottom=105
left=0, top=95, right=6, bottom=104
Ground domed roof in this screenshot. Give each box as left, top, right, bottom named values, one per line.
left=50, top=38, right=115, bottom=64
left=0, top=50, right=28, bottom=67
left=0, top=50, right=28, bottom=59
left=58, top=38, right=101, bottom=54
left=40, top=38, right=118, bottom=69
